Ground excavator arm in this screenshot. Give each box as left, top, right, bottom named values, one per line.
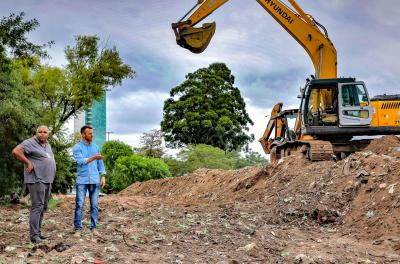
left=259, top=102, right=284, bottom=154
left=172, top=0, right=337, bottom=78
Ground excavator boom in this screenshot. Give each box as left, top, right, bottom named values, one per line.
left=172, top=0, right=337, bottom=78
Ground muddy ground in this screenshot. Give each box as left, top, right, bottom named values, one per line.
left=0, top=136, right=399, bottom=263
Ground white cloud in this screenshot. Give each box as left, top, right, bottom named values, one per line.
left=107, top=90, right=169, bottom=134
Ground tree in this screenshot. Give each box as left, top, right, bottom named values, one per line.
left=32, top=35, right=135, bottom=135
left=0, top=60, right=39, bottom=196
left=137, top=129, right=164, bottom=158
left=161, top=63, right=254, bottom=152
left=162, top=155, right=184, bottom=177
left=0, top=13, right=51, bottom=196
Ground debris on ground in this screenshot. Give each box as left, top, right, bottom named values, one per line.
left=0, top=136, right=399, bottom=263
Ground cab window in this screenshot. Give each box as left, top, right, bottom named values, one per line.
left=342, top=84, right=369, bottom=106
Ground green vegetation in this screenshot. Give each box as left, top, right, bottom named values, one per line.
left=47, top=198, right=64, bottom=210
left=112, top=154, right=171, bottom=192
left=101, top=139, right=172, bottom=192
left=102, top=140, right=134, bottom=174
left=0, top=13, right=49, bottom=196
left=161, top=63, right=254, bottom=152
left=0, top=13, right=134, bottom=196
left=163, top=144, right=267, bottom=176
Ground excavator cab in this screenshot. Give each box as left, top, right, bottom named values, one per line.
left=172, top=22, right=216, bottom=53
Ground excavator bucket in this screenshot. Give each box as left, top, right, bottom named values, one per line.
left=175, top=22, right=216, bottom=53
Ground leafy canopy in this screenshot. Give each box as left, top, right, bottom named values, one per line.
left=161, top=63, right=254, bottom=152
left=0, top=12, right=53, bottom=60
left=32, top=35, right=136, bottom=134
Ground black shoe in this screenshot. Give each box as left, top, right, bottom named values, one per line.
left=30, top=237, right=42, bottom=244
left=39, top=234, right=50, bottom=240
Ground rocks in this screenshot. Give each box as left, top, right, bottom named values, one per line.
left=294, top=254, right=314, bottom=264
left=236, top=242, right=256, bottom=252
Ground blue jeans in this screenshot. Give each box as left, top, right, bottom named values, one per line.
left=74, top=184, right=100, bottom=230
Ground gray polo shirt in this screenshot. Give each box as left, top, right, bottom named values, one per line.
left=19, top=136, right=56, bottom=184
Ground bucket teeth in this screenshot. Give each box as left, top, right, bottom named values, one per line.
left=177, top=22, right=216, bottom=53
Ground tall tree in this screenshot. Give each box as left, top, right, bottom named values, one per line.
left=138, top=129, right=164, bottom=158
left=0, top=13, right=52, bottom=196
left=32, top=35, right=136, bottom=135
left=161, top=63, right=254, bottom=151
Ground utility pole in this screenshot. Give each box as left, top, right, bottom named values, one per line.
left=106, top=131, right=114, bottom=141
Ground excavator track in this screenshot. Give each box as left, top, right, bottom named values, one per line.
left=306, top=141, right=334, bottom=161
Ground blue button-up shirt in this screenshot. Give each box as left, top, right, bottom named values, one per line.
left=72, top=140, right=106, bottom=184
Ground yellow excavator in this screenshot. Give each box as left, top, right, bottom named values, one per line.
left=172, top=0, right=400, bottom=161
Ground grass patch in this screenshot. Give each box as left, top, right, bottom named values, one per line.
left=47, top=198, right=63, bottom=210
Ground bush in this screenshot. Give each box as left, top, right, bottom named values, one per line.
left=162, top=155, right=185, bottom=177
left=111, top=154, right=171, bottom=192
left=101, top=140, right=133, bottom=174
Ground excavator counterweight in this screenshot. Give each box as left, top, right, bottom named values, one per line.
left=172, top=22, right=216, bottom=53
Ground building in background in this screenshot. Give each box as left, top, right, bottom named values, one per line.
left=74, top=96, right=106, bottom=148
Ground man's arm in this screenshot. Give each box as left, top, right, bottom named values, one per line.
left=97, top=159, right=106, bottom=188
left=87, top=154, right=104, bottom=164
left=12, top=146, right=33, bottom=173
left=73, top=145, right=103, bottom=165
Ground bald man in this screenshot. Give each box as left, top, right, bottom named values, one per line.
left=12, top=125, right=56, bottom=244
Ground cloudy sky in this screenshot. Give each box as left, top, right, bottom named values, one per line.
left=1, top=0, right=400, bottom=154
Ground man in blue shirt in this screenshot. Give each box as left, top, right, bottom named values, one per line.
left=72, top=125, right=106, bottom=237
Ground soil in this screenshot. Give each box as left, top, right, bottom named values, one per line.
left=0, top=136, right=399, bottom=263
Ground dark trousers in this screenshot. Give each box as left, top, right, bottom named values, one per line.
left=26, top=182, right=51, bottom=240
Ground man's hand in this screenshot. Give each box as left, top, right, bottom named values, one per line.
left=87, top=153, right=104, bottom=164
left=26, top=161, right=33, bottom=173
left=100, top=176, right=106, bottom=189
left=12, top=146, right=33, bottom=172
left=94, top=153, right=103, bottom=160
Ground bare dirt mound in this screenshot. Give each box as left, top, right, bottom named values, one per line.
left=121, top=135, right=400, bottom=247
left=364, top=135, right=400, bottom=155
left=122, top=153, right=399, bottom=230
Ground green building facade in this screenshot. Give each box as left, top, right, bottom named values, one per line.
left=85, top=96, right=106, bottom=148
